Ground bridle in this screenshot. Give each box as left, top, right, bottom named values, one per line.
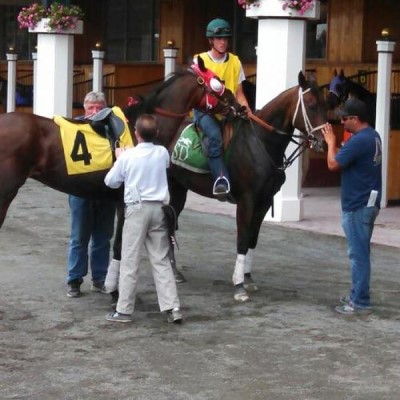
left=154, top=67, right=234, bottom=119
left=248, top=86, right=325, bottom=170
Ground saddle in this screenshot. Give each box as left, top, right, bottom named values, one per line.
left=88, top=107, right=126, bottom=149
left=54, top=106, right=133, bottom=175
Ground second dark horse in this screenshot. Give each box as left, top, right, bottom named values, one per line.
left=124, top=71, right=328, bottom=302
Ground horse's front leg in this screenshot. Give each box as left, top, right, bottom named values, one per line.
left=232, top=198, right=272, bottom=302
left=243, top=248, right=258, bottom=292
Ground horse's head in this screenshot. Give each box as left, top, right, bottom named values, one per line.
left=326, top=69, right=346, bottom=110
left=190, top=56, right=241, bottom=117
left=293, top=71, right=327, bottom=153
left=325, top=69, right=376, bottom=126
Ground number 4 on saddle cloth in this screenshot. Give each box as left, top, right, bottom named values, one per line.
left=171, top=123, right=233, bottom=174
left=54, top=106, right=133, bottom=175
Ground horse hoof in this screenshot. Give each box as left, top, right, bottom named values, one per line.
left=244, top=277, right=259, bottom=292
left=234, top=287, right=249, bottom=302
left=174, top=270, right=186, bottom=284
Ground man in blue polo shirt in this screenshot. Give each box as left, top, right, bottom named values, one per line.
left=322, top=98, right=382, bottom=315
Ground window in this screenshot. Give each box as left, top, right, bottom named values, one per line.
left=105, top=0, right=159, bottom=62
left=234, top=5, right=258, bottom=63
left=0, top=4, right=36, bottom=61
left=306, top=1, right=328, bottom=59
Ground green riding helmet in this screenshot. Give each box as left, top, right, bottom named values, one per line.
left=206, top=18, right=232, bottom=38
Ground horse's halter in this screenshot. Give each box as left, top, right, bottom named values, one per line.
left=278, top=87, right=325, bottom=168
left=292, top=87, right=325, bottom=140
left=248, top=86, right=325, bottom=170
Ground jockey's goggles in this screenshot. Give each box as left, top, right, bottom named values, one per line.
left=209, top=27, right=231, bottom=36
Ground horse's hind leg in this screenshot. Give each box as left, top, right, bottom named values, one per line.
left=0, top=171, right=28, bottom=227
left=104, top=201, right=124, bottom=303
left=0, top=191, right=18, bottom=227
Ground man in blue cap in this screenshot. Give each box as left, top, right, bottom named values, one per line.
left=322, top=98, right=382, bottom=315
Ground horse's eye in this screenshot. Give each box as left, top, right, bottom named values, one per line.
left=210, top=78, right=224, bottom=93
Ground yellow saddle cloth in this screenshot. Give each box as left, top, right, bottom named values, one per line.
left=54, top=106, right=133, bottom=175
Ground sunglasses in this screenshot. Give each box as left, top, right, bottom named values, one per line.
left=341, top=116, right=357, bottom=121
left=211, top=27, right=231, bottom=35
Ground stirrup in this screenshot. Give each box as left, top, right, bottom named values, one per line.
left=212, top=176, right=230, bottom=195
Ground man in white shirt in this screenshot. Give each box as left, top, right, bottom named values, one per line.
left=104, top=114, right=182, bottom=324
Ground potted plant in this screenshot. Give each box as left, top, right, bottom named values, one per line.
left=17, top=1, right=84, bottom=33
left=243, top=0, right=319, bottom=19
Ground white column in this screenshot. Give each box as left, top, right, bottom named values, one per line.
left=6, top=52, right=18, bottom=113
left=30, top=19, right=83, bottom=118
left=163, top=43, right=178, bottom=79
left=92, top=48, right=105, bottom=92
left=32, top=52, right=38, bottom=113
left=376, top=38, right=396, bottom=208
left=258, top=19, right=306, bottom=221
left=247, top=1, right=320, bottom=222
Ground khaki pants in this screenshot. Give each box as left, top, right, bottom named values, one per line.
left=116, top=202, right=180, bottom=315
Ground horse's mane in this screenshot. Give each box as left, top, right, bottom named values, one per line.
left=123, top=69, right=192, bottom=123
left=258, top=78, right=320, bottom=115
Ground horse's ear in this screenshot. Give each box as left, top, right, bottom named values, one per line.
left=298, top=71, right=307, bottom=88
left=333, top=68, right=338, bottom=76
left=339, top=68, right=345, bottom=78
left=197, top=56, right=207, bottom=72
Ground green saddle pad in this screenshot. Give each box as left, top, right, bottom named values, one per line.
left=171, top=124, right=210, bottom=174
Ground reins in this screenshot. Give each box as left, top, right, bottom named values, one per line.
left=154, top=106, right=190, bottom=119
left=247, top=112, right=275, bottom=133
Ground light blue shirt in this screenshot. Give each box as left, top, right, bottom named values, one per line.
left=105, top=142, right=170, bottom=204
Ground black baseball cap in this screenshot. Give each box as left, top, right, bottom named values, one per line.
left=338, top=98, right=368, bottom=120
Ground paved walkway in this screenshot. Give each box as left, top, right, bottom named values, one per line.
left=185, top=187, right=400, bottom=249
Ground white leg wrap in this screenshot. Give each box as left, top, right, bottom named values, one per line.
left=232, top=254, right=245, bottom=286
left=104, top=259, right=120, bottom=293
left=244, top=249, right=255, bottom=274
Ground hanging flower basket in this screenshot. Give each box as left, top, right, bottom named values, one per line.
left=18, top=2, right=84, bottom=33
left=245, top=0, right=319, bottom=19
left=237, top=0, right=261, bottom=8
left=28, top=17, right=83, bottom=34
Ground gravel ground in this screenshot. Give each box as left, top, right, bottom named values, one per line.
left=1, top=180, right=400, bottom=400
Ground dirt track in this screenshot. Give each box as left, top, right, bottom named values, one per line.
left=1, top=180, right=400, bottom=400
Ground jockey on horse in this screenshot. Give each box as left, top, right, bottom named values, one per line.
left=193, top=18, right=251, bottom=201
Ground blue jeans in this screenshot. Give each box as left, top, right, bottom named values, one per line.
left=342, top=206, right=379, bottom=308
left=67, top=195, right=116, bottom=284
left=194, top=110, right=229, bottom=182
left=194, top=110, right=222, bottom=158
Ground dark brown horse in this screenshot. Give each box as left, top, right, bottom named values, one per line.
left=162, top=72, right=327, bottom=302
left=0, top=60, right=236, bottom=228
left=325, top=69, right=376, bottom=127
